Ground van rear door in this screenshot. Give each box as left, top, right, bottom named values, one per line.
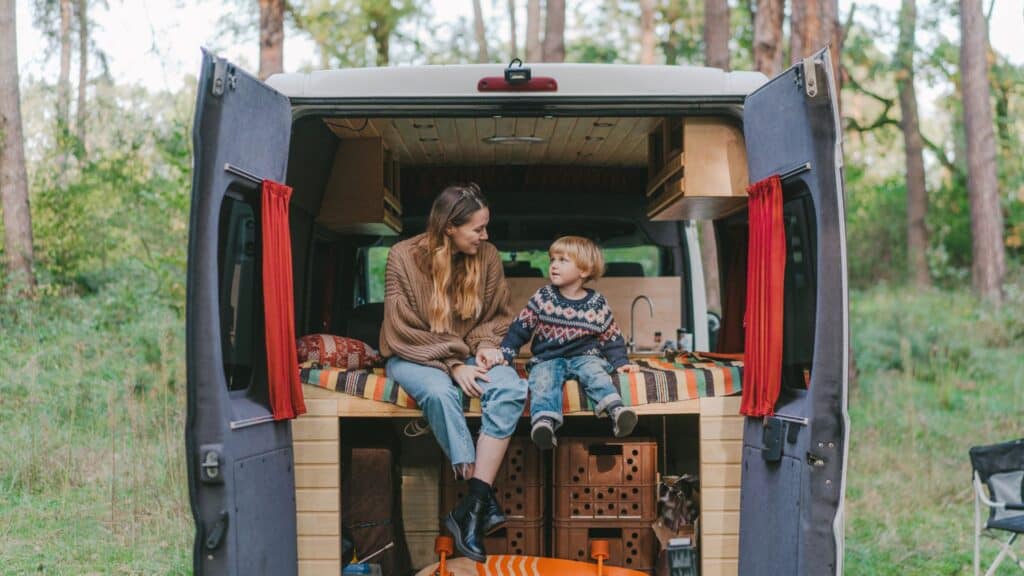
left=186, top=50, right=297, bottom=575
left=737, top=48, right=849, bottom=575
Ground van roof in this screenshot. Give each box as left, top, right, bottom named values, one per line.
left=266, top=63, right=768, bottom=100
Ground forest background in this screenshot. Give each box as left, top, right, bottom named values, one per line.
left=0, top=0, right=1022, bottom=573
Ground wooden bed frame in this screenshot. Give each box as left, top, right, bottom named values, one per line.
left=292, top=386, right=742, bottom=576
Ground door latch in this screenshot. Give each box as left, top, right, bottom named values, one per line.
left=211, top=58, right=237, bottom=97
left=205, top=510, right=229, bottom=551
left=200, top=444, right=224, bottom=484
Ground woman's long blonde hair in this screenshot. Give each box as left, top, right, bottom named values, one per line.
left=425, top=183, right=488, bottom=333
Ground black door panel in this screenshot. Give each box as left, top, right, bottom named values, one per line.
left=186, top=50, right=297, bottom=575
left=737, top=49, right=849, bottom=576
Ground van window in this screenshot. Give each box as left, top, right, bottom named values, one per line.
left=502, top=246, right=663, bottom=278
left=359, top=244, right=664, bottom=305
left=218, top=192, right=262, bottom=392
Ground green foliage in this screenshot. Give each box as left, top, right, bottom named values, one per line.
left=0, top=283, right=190, bottom=572
left=846, top=287, right=1024, bottom=574
left=845, top=164, right=907, bottom=287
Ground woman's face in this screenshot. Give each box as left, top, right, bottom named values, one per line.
left=446, top=207, right=490, bottom=255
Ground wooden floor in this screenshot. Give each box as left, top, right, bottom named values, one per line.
left=292, top=386, right=742, bottom=575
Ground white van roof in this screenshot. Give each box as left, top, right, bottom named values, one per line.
left=266, top=63, right=768, bottom=99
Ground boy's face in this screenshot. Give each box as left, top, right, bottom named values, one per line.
left=549, top=251, right=587, bottom=288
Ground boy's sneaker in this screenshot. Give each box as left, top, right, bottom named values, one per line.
left=531, top=417, right=558, bottom=450
left=610, top=405, right=637, bottom=438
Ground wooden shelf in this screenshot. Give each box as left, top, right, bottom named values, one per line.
left=316, top=137, right=403, bottom=235
left=645, top=117, right=749, bottom=221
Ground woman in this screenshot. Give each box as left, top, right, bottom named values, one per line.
left=380, top=183, right=526, bottom=562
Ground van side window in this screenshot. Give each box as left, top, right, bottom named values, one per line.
left=360, top=246, right=391, bottom=304
left=218, top=192, right=263, bottom=392
left=501, top=246, right=664, bottom=278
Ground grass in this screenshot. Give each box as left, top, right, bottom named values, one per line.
left=1, top=280, right=1021, bottom=574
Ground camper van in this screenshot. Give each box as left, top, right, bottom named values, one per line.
left=186, top=49, right=848, bottom=576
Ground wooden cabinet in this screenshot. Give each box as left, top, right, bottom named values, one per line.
left=316, top=137, right=402, bottom=235
left=646, top=117, right=749, bottom=221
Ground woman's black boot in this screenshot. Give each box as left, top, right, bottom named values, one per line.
left=483, top=489, right=507, bottom=535
left=443, top=492, right=488, bottom=562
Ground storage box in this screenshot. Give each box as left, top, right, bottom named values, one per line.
left=441, top=436, right=546, bottom=521
left=485, top=519, right=546, bottom=556
left=553, top=484, right=658, bottom=521
left=554, top=438, right=658, bottom=486
left=552, top=519, right=659, bottom=572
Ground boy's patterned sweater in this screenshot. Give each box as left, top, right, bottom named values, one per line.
left=499, top=285, right=629, bottom=369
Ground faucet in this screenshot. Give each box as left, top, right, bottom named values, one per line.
left=628, top=295, right=655, bottom=353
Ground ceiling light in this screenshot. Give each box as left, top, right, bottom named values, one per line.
left=482, top=135, right=547, bottom=145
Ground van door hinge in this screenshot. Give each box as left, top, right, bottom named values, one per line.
left=802, top=57, right=819, bottom=98
left=199, top=444, right=224, bottom=484
left=211, top=58, right=237, bottom=97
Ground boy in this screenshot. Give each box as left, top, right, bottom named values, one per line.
left=499, top=236, right=639, bottom=449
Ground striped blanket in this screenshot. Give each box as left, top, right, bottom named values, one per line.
left=299, top=352, right=743, bottom=414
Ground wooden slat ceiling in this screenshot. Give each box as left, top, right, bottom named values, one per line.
left=322, top=117, right=659, bottom=167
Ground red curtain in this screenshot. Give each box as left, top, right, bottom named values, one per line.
left=740, top=175, right=786, bottom=417
left=262, top=180, right=306, bottom=420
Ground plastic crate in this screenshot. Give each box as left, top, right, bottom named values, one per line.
left=483, top=519, right=547, bottom=557
left=441, top=436, right=544, bottom=487
left=552, top=519, right=659, bottom=572
left=554, top=438, right=658, bottom=486
left=441, top=482, right=545, bottom=521
left=553, top=484, right=658, bottom=521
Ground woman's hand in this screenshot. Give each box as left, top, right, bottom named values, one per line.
left=452, top=364, right=489, bottom=398
left=616, top=363, right=640, bottom=373
left=475, top=347, right=506, bottom=370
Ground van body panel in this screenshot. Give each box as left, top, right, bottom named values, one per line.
left=737, top=50, right=848, bottom=576
left=266, top=63, right=767, bottom=100
left=186, top=50, right=298, bottom=576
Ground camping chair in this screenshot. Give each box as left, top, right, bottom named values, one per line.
left=970, top=439, right=1024, bottom=576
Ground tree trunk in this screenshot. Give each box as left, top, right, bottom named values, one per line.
left=508, top=0, right=518, bottom=59
left=76, top=0, right=88, bottom=148
left=525, top=0, right=541, bottom=62
left=753, top=0, right=784, bottom=76
left=701, top=0, right=728, bottom=314
left=790, top=0, right=841, bottom=93
left=897, top=0, right=929, bottom=288
left=640, top=0, right=656, bottom=64
left=374, top=32, right=390, bottom=67
left=704, top=0, right=730, bottom=70
left=0, top=0, right=37, bottom=289
left=58, top=0, right=72, bottom=128
left=542, top=0, right=565, bottom=62
left=960, top=0, right=1005, bottom=303
left=258, top=0, right=284, bottom=79
left=473, top=0, right=489, bottom=63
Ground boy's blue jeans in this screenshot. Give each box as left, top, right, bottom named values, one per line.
left=386, top=356, right=527, bottom=469
left=529, top=355, right=623, bottom=429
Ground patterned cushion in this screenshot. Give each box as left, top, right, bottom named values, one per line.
left=296, top=334, right=381, bottom=370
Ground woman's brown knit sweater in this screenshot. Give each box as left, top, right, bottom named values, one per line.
left=380, top=234, right=514, bottom=374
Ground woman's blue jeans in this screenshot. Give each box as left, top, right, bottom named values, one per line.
left=528, top=355, right=622, bottom=429
left=386, top=356, right=527, bottom=468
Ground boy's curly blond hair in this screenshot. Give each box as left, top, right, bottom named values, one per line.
left=549, top=236, right=605, bottom=283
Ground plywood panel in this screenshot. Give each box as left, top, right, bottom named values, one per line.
left=701, top=417, right=744, bottom=440
left=701, top=534, right=739, bottom=559
left=506, top=277, right=684, bottom=355
left=293, top=417, right=339, bottom=441
left=494, top=116, right=517, bottom=164
left=298, top=536, right=341, bottom=560
left=301, top=397, right=338, bottom=415
left=297, top=487, right=340, bottom=512
left=294, top=441, right=340, bottom=465
left=702, top=440, right=743, bottom=464
left=455, top=117, right=481, bottom=164
left=701, top=511, right=740, bottom=535
left=297, top=512, right=341, bottom=536
left=701, top=463, right=742, bottom=488
left=702, top=558, right=739, bottom=576
left=295, top=464, right=339, bottom=488
left=299, top=559, right=342, bottom=576
left=699, top=396, right=742, bottom=416
left=701, top=487, right=740, bottom=511
left=529, top=116, right=558, bottom=164
left=510, top=117, right=538, bottom=165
